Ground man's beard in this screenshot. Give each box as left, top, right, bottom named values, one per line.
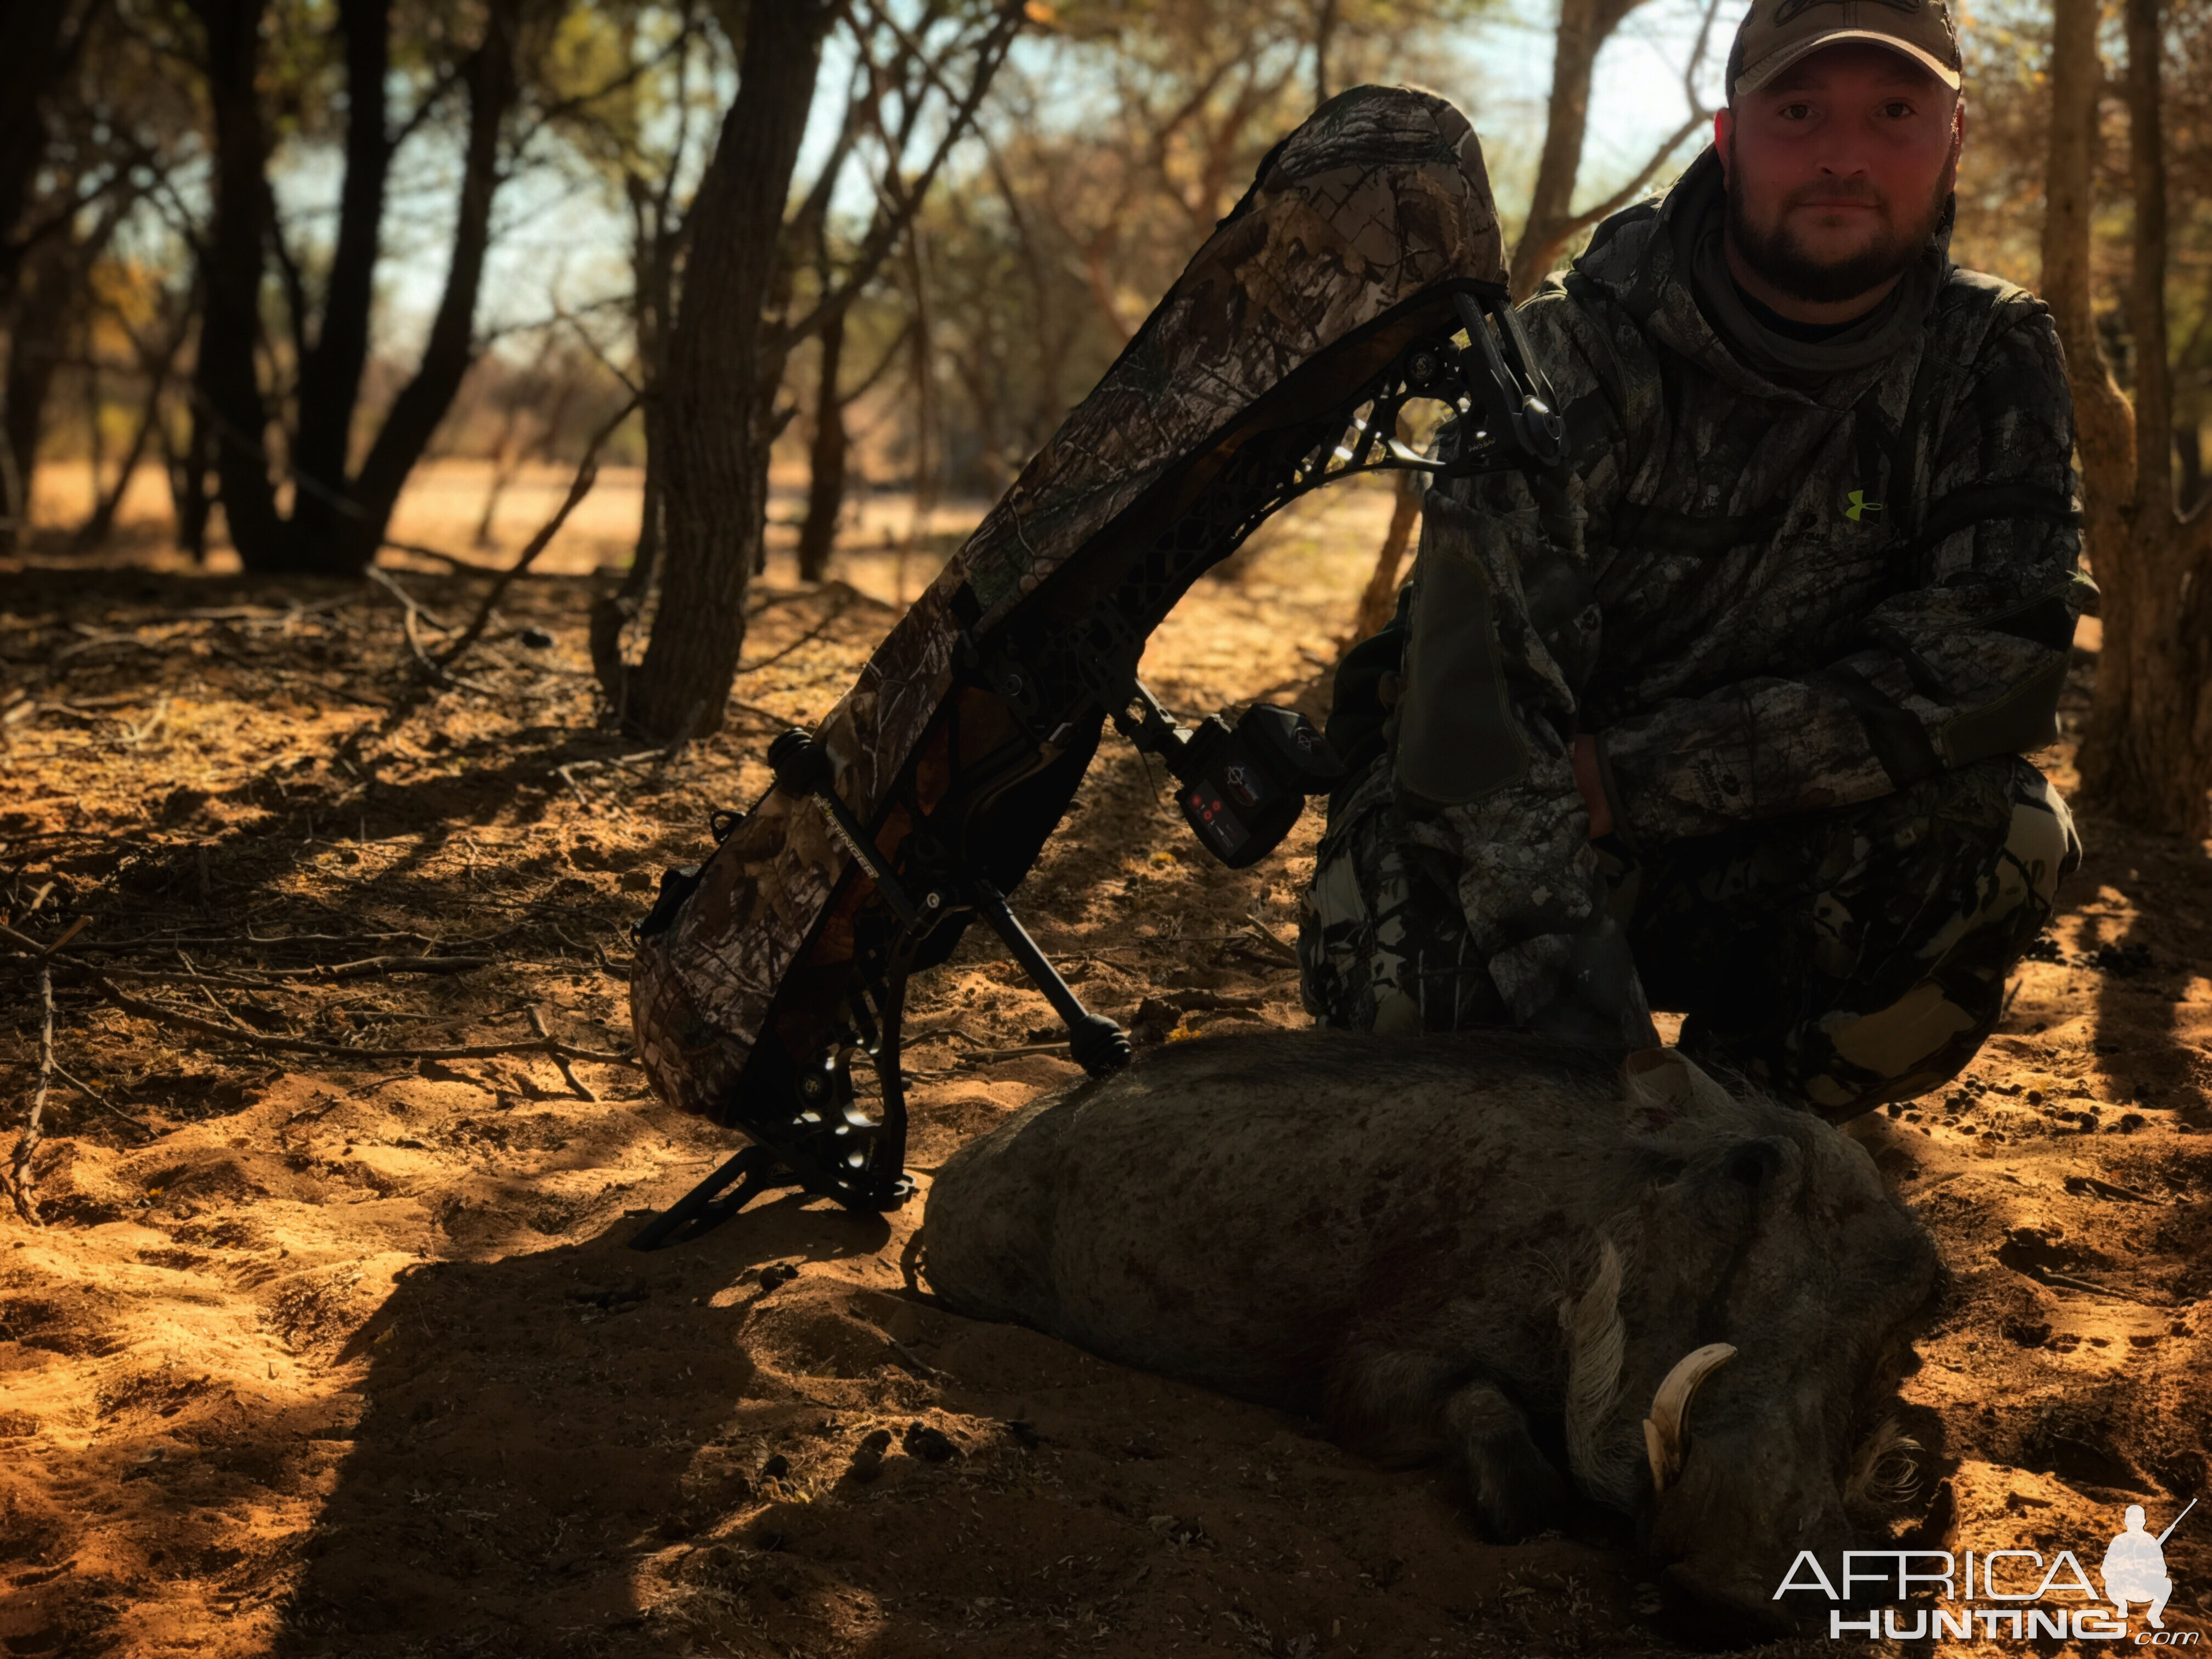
left=1724, top=151, right=1949, bottom=306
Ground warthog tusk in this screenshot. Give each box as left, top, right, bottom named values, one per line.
left=1642, top=1342, right=1737, bottom=1496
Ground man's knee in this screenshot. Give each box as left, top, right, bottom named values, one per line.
left=1901, top=762, right=2080, bottom=991
left=1694, top=761, right=2080, bottom=1118
left=1996, top=765, right=2081, bottom=910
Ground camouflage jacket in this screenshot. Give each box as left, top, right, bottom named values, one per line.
left=1335, top=149, right=2087, bottom=845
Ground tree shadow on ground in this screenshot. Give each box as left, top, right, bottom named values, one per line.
left=2058, top=811, right=2212, bottom=1131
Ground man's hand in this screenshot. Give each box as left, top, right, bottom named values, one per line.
left=1572, top=733, right=1614, bottom=840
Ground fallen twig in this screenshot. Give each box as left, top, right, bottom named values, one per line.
left=381, top=537, right=507, bottom=574
left=364, top=564, right=455, bottom=631
left=883, top=1336, right=941, bottom=1380
left=51, top=629, right=155, bottom=664
left=530, top=1006, right=597, bottom=1101
left=549, top=922, right=625, bottom=979
left=906, top=1028, right=989, bottom=1047
left=558, top=750, right=664, bottom=776
left=266, top=953, right=495, bottom=982
left=2, top=956, right=489, bottom=990
left=1232, top=917, right=1301, bottom=965
left=192, top=976, right=261, bottom=1036
left=735, top=592, right=856, bottom=677
left=48, top=1060, right=154, bottom=1137
left=27, top=923, right=521, bottom=953
left=2035, top=1268, right=2164, bottom=1305
left=8, top=967, right=53, bottom=1224
left=366, top=568, right=499, bottom=695
left=435, top=392, right=639, bottom=673
left=10, top=938, right=641, bottom=1069
left=43, top=916, right=91, bottom=956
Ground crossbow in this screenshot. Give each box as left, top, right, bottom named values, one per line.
left=628, top=284, right=1563, bottom=1248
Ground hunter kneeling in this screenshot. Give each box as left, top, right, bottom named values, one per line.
left=1303, top=0, right=2085, bottom=1117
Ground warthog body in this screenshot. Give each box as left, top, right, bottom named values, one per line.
left=924, top=1030, right=1941, bottom=1638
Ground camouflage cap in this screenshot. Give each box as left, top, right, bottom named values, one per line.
left=1725, top=0, right=1963, bottom=100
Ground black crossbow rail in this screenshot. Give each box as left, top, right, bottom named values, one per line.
left=629, top=281, right=1562, bottom=1249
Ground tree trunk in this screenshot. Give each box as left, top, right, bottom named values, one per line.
left=1344, top=468, right=1423, bottom=650
left=2063, top=0, right=2212, bottom=836
left=287, top=0, right=391, bottom=564
left=2040, top=0, right=2133, bottom=529
left=1508, top=0, right=1642, bottom=300
left=188, top=0, right=512, bottom=575
left=336, top=0, right=518, bottom=568
left=2177, top=426, right=2205, bottom=515
left=589, top=184, right=678, bottom=717
left=894, top=223, right=939, bottom=605
left=2124, top=0, right=2171, bottom=515
left=624, top=0, right=833, bottom=741
left=1313, top=0, right=1340, bottom=107
left=172, top=398, right=213, bottom=561
left=795, top=305, right=847, bottom=583
left=189, top=0, right=285, bottom=569
left=73, top=358, right=167, bottom=552
left=1, top=237, right=74, bottom=545
left=2, top=345, right=50, bottom=544
left=82, top=337, right=104, bottom=496
left=472, top=398, right=530, bottom=548
left=0, top=0, right=74, bottom=307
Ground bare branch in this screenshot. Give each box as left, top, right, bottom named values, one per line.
left=552, top=303, right=643, bottom=397
left=435, top=391, right=640, bottom=669
left=1556, top=110, right=1709, bottom=241
left=838, top=314, right=915, bottom=408
left=1554, top=0, right=1722, bottom=245
left=782, top=3, right=1024, bottom=348
left=508, top=20, right=700, bottom=157
left=264, top=174, right=313, bottom=374
left=391, top=55, right=467, bottom=150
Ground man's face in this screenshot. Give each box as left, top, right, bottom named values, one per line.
left=1716, top=44, right=1963, bottom=306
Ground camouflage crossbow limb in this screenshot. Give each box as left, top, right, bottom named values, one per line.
left=625, top=86, right=1565, bottom=1248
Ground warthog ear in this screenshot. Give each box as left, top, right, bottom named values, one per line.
left=1620, top=1047, right=1736, bottom=1137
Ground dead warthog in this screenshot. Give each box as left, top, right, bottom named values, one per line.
left=923, top=1030, right=1942, bottom=1640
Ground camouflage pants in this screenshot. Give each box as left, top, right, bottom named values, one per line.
left=1299, top=731, right=1659, bottom=1048
left=1299, top=753, right=2080, bottom=1119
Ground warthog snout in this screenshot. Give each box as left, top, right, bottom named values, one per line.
left=1644, top=1365, right=1934, bottom=1644
left=1643, top=1401, right=1855, bottom=1640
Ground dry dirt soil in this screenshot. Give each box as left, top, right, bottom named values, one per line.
left=2, top=490, right=2209, bottom=1659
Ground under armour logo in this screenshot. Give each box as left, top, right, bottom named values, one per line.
left=1846, top=491, right=1883, bottom=522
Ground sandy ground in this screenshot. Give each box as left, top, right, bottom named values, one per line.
left=2, top=471, right=2209, bottom=1659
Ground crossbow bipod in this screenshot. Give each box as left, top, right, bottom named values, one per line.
left=628, top=280, right=1562, bottom=1250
